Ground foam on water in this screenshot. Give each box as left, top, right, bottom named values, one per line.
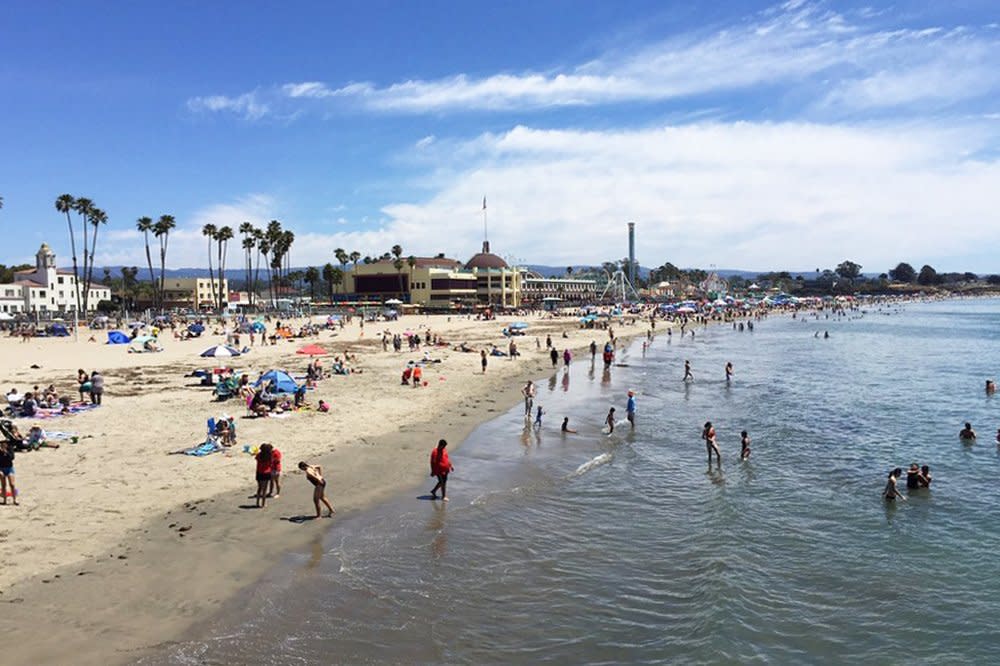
left=145, top=299, right=1000, bottom=665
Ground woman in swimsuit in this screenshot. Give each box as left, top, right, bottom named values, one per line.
left=883, top=468, right=906, bottom=502
left=702, top=422, right=721, bottom=465
left=298, top=462, right=334, bottom=518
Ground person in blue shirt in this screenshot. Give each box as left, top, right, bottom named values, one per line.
left=626, top=390, right=636, bottom=428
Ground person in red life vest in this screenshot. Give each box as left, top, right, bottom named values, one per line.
left=429, top=439, right=454, bottom=502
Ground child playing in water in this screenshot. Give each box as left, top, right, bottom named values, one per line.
left=298, top=461, right=335, bottom=518
left=606, top=407, right=616, bottom=434
left=534, top=405, right=543, bottom=427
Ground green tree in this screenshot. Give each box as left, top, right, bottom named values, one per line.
left=72, top=198, right=94, bottom=311
left=322, top=263, right=336, bottom=303
left=391, top=245, right=404, bottom=296
left=349, top=251, right=361, bottom=272
left=305, top=266, right=320, bottom=301
left=56, top=194, right=83, bottom=313
left=216, top=225, right=234, bottom=311
left=154, top=215, right=176, bottom=310
left=888, top=262, right=916, bottom=283
left=135, top=216, right=158, bottom=309
left=239, top=223, right=257, bottom=309
left=83, top=206, right=108, bottom=314
left=335, top=248, right=348, bottom=273
left=917, top=264, right=940, bottom=286
left=202, top=224, right=218, bottom=310
left=835, top=260, right=862, bottom=281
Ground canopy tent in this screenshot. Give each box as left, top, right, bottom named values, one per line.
left=296, top=344, right=328, bottom=356
left=49, top=323, right=69, bottom=337
left=187, top=324, right=205, bottom=336
left=107, top=331, right=130, bottom=345
left=200, top=345, right=242, bottom=358
left=254, top=369, right=299, bottom=394
left=251, top=321, right=266, bottom=332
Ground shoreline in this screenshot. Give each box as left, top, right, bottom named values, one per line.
left=0, top=315, right=649, bottom=665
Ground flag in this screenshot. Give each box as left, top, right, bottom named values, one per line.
left=482, top=196, right=486, bottom=210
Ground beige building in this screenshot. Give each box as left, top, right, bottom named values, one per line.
left=520, top=272, right=598, bottom=304
left=162, top=277, right=229, bottom=310
left=345, top=256, right=479, bottom=308
left=0, top=243, right=111, bottom=315
left=464, top=242, right=522, bottom=307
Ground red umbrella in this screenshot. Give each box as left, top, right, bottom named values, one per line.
left=297, top=344, right=329, bottom=356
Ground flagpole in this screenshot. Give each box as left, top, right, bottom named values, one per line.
left=482, top=196, right=487, bottom=245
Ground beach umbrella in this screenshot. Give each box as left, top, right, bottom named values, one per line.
left=296, top=344, right=328, bottom=356
left=385, top=298, right=403, bottom=305
left=187, top=323, right=205, bottom=335
left=251, top=321, right=266, bottom=332
left=200, top=344, right=241, bottom=358
left=254, top=369, right=299, bottom=394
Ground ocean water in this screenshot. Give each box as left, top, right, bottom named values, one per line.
left=150, top=299, right=1000, bottom=665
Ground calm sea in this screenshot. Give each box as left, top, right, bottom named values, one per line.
left=148, top=299, right=1000, bottom=665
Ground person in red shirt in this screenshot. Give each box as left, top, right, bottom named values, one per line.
left=268, top=446, right=282, bottom=499
left=429, top=439, right=454, bottom=501
left=255, top=443, right=274, bottom=508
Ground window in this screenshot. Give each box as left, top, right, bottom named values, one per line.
left=39, top=290, right=46, bottom=297
left=58, top=277, right=64, bottom=284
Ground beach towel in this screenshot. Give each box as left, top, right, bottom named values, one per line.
left=184, top=441, right=223, bottom=456
left=32, top=403, right=99, bottom=420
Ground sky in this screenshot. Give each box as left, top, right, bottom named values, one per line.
left=1, top=0, right=998, bottom=273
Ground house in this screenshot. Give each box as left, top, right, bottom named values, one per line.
left=0, top=243, right=111, bottom=315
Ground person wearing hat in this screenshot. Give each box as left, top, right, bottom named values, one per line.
left=626, top=390, right=637, bottom=428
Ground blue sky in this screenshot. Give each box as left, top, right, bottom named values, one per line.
left=1, top=0, right=998, bottom=272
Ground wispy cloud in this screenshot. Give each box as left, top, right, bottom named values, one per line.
left=187, top=2, right=999, bottom=120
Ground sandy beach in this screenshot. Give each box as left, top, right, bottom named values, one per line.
left=0, top=312, right=645, bottom=664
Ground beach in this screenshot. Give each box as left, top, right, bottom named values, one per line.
left=0, top=313, right=644, bottom=664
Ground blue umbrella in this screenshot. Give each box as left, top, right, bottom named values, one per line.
left=509, top=322, right=529, bottom=329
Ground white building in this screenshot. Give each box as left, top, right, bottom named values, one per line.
left=0, top=243, right=111, bottom=315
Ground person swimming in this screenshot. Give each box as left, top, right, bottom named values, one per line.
left=986, top=379, right=996, bottom=395
left=883, top=468, right=905, bottom=502
left=960, top=422, right=977, bottom=443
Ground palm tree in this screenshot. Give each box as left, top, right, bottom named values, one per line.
left=330, top=267, right=343, bottom=296
left=252, top=228, right=266, bottom=308
left=407, top=255, right=417, bottom=293
left=349, top=251, right=361, bottom=272
left=83, top=207, right=107, bottom=314
left=239, top=222, right=256, bottom=308
left=322, top=263, right=336, bottom=304
left=334, top=247, right=347, bottom=268
left=73, top=198, right=94, bottom=310
left=56, top=195, right=82, bottom=313
left=390, top=245, right=404, bottom=297
left=202, top=224, right=218, bottom=311
left=216, top=226, right=234, bottom=311
left=304, top=266, right=320, bottom=302
left=154, top=215, right=176, bottom=311
left=135, top=217, right=157, bottom=308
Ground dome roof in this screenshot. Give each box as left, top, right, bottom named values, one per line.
left=465, top=242, right=508, bottom=270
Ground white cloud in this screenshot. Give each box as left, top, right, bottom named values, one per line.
left=186, top=92, right=269, bottom=121
left=187, top=3, right=999, bottom=118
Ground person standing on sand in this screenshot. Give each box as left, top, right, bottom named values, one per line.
left=546, top=334, right=552, bottom=349
left=702, top=421, right=720, bottom=465
left=480, top=350, right=488, bottom=374
left=298, top=462, right=335, bottom=518
left=683, top=360, right=693, bottom=382
left=0, top=440, right=17, bottom=506
left=89, top=370, right=104, bottom=405
left=77, top=369, right=90, bottom=403
left=429, top=439, right=454, bottom=501
left=606, top=407, right=616, bottom=434
left=269, top=445, right=283, bottom=499
left=255, top=444, right=274, bottom=508
left=626, top=390, right=636, bottom=428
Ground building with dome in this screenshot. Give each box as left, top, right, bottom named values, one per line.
left=464, top=241, right=522, bottom=307
left=0, top=243, right=111, bottom=316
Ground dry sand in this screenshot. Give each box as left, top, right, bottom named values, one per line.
left=0, top=312, right=647, bottom=664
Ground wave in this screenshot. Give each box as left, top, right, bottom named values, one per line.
left=569, top=452, right=613, bottom=478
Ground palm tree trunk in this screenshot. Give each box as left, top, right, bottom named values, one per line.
left=85, top=221, right=101, bottom=312
left=220, top=240, right=229, bottom=312
left=159, top=238, right=168, bottom=312
left=143, top=233, right=156, bottom=310
left=206, top=238, right=216, bottom=313
left=64, top=211, right=82, bottom=313
left=80, top=213, right=90, bottom=313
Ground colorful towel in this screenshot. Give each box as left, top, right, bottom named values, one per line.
left=31, top=404, right=100, bottom=420
left=184, top=441, right=222, bottom=456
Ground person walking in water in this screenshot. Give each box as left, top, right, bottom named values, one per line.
left=522, top=380, right=535, bottom=418
left=563, top=348, right=572, bottom=368
left=606, top=407, right=617, bottom=434
left=883, top=468, right=906, bottom=502
left=683, top=360, right=694, bottom=382
left=702, top=421, right=721, bottom=465
left=534, top=405, right=544, bottom=428
left=429, top=439, right=454, bottom=501
left=740, top=430, right=751, bottom=460
left=298, top=461, right=335, bottom=518
left=590, top=340, right=597, bottom=361
left=725, top=362, right=733, bottom=383
left=561, top=417, right=577, bottom=434
left=550, top=347, right=559, bottom=368
left=626, top=390, right=636, bottom=428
